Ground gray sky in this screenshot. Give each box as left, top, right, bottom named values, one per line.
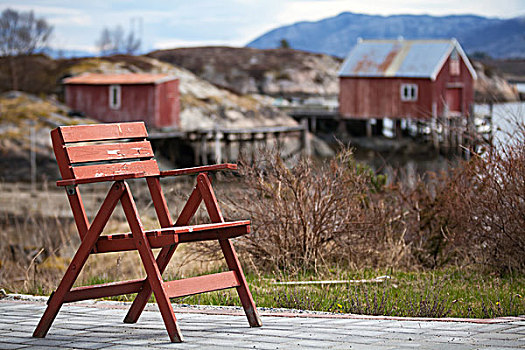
left=1, top=0, right=523, bottom=54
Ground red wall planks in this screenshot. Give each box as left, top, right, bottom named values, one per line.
left=339, top=55, right=474, bottom=120
left=65, top=80, right=180, bottom=129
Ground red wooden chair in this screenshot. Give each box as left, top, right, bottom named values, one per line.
left=33, top=122, right=261, bottom=342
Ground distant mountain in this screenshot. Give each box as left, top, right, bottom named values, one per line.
left=247, top=12, right=525, bottom=59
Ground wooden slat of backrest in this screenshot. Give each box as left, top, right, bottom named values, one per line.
left=59, top=122, right=147, bottom=143
left=66, top=141, right=154, bottom=164
left=71, top=159, right=160, bottom=179
left=51, top=128, right=74, bottom=179
left=50, top=128, right=90, bottom=239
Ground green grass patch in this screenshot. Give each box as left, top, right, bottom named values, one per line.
left=172, top=268, right=525, bottom=318
left=32, top=268, right=523, bottom=319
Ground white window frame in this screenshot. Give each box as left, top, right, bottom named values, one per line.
left=109, top=84, right=121, bottom=110
left=450, top=49, right=460, bottom=76
left=400, top=83, right=418, bottom=102
left=450, top=59, right=460, bottom=76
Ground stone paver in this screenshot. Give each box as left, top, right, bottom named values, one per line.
left=0, top=299, right=524, bottom=349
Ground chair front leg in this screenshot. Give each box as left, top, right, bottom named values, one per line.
left=124, top=179, right=202, bottom=324
left=34, top=181, right=125, bottom=338
left=120, top=182, right=183, bottom=343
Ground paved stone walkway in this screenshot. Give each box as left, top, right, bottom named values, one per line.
left=0, top=298, right=524, bottom=349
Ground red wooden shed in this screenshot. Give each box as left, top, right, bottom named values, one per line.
left=63, top=73, right=180, bottom=129
left=338, top=39, right=477, bottom=120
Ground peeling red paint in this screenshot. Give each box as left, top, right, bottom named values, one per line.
left=377, top=47, right=400, bottom=72
left=353, top=54, right=374, bottom=73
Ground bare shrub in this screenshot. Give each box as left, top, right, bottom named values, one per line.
left=230, top=148, right=414, bottom=275
left=451, top=145, right=525, bottom=272
left=397, top=116, right=525, bottom=272
left=228, top=115, right=524, bottom=275
left=235, top=150, right=365, bottom=273
left=394, top=171, right=466, bottom=269
left=0, top=212, right=76, bottom=293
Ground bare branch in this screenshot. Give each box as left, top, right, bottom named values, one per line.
left=96, top=23, right=141, bottom=56
left=0, top=9, right=53, bottom=57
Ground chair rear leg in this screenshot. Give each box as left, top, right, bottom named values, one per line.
left=124, top=244, right=177, bottom=323
left=220, top=239, right=262, bottom=327
left=197, top=173, right=262, bottom=327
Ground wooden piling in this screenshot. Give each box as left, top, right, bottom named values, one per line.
left=301, top=119, right=311, bottom=157
left=311, top=117, right=317, bottom=133
left=251, top=133, right=257, bottom=164
left=225, top=134, right=231, bottom=163
left=274, top=132, right=282, bottom=150
left=214, top=131, right=222, bottom=164
left=200, top=134, right=208, bottom=165
left=394, top=119, right=402, bottom=139
left=432, top=103, right=439, bottom=151
left=365, top=119, right=372, bottom=138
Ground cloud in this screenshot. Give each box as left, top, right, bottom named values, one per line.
left=3, top=0, right=523, bottom=54
left=0, top=4, right=93, bottom=26
left=49, top=14, right=92, bottom=26
left=0, top=4, right=82, bottom=16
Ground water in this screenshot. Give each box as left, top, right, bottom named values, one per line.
left=475, top=101, right=525, bottom=148
left=355, top=102, right=524, bottom=183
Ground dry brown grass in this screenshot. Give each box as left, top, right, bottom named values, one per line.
left=0, top=178, right=227, bottom=294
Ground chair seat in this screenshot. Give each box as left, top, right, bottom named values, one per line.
left=95, top=220, right=250, bottom=253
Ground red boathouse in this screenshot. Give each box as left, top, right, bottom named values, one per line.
left=63, top=73, right=180, bottom=129
left=338, top=39, right=477, bottom=120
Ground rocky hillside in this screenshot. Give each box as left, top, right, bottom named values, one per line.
left=148, top=47, right=341, bottom=98
left=148, top=47, right=518, bottom=103
left=478, top=58, right=525, bottom=83
left=0, top=54, right=298, bottom=131
left=0, top=91, right=88, bottom=181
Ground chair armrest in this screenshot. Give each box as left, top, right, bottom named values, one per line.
left=56, top=172, right=145, bottom=186
left=160, top=163, right=238, bottom=177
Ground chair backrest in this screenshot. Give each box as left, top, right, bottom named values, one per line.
left=51, top=122, right=159, bottom=181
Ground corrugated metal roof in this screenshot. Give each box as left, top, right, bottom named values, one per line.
left=338, top=39, right=477, bottom=80
left=63, top=73, right=177, bottom=85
